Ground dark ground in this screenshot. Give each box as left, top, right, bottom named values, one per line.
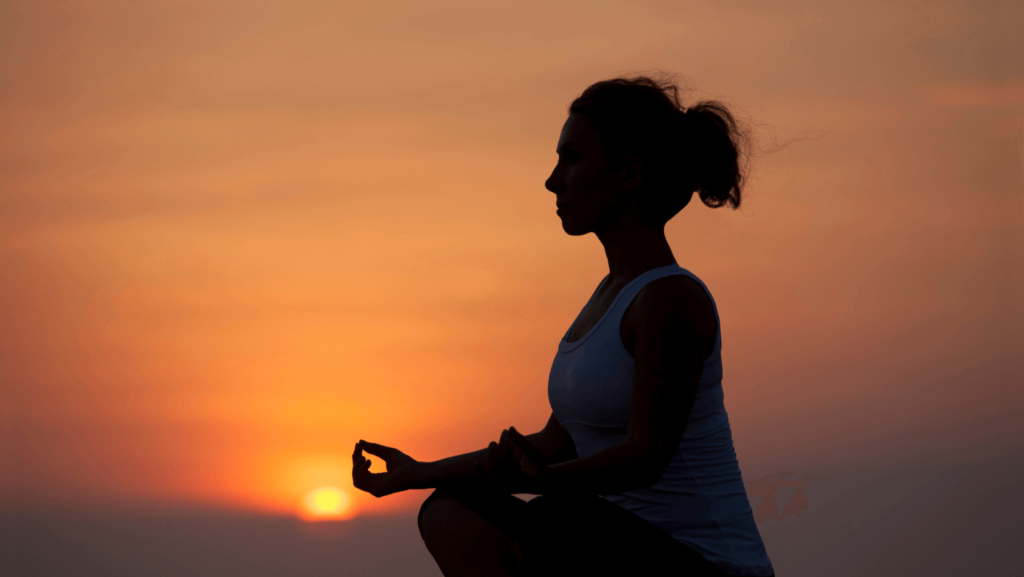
left=2, top=454, right=1021, bottom=577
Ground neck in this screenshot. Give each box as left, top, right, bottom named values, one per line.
left=595, top=220, right=676, bottom=285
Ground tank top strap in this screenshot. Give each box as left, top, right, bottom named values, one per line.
left=604, top=262, right=690, bottom=324
left=560, top=263, right=688, bottom=351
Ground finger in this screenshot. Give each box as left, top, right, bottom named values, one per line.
left=354, top=461, right=372, bottom=486
left=509, top=443, right=542, bottom=479
left=352, top=459, right=371, bottom=487
left=500, top=429, right=518, bottom=456
left=360, top=442, right=407, bottom=465
left=359, top=441, right=400, bottom=461
left=497, top=432, right=514, bottom=462
left=509, top=440, right=533, bottom=466
left=508, top=428, right=532, bottom=454
left=509, top=430, right=545, bottom=467
left=499, top=432, right=514, bottom=463
left=508, top=427, right=541, bottom=458
left=353, top=443, right=363, bottom=460
left=508, top=426, right=527, bottom=444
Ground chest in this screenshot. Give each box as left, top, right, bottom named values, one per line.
left=566, top=281, right=639, bottom=355
left=550, top=314, right=638, bottom=430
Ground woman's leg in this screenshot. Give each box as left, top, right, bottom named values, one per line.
left=516, top=494, right=730, bottom=577
left=418, top=484, right=529, bottom=577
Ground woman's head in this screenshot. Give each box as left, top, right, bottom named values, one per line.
left=547, top=75, right=749, bottom=231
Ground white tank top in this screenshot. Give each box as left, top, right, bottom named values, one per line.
left=548, top=263, right=774, bottom=577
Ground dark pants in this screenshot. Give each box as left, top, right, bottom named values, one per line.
left=419, top=486, right=738, bottom=577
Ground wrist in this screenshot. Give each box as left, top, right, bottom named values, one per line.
left=408, top=460, right=430, bottom=489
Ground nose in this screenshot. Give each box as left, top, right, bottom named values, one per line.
left=545, top=165, right=562, bottom=194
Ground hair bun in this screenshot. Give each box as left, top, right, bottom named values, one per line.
left=569, top=76, right=749, bottom=223
left=685, top=101, right=746, bottom=210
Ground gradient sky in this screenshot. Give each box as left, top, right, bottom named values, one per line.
left=2, top=0, right=1021, bottom=526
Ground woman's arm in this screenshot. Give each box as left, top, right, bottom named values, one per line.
left=414, top=412, right=577, bottom=488
left=506, top=275, right=716, bottom=495
left=411, top=416, right=577, bottom=491
left=353, top=413, right=577, bottom=497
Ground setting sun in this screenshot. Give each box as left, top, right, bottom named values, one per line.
left=304, top=487, right=352, bottom=520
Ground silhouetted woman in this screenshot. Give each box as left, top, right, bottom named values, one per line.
left=353, top=76, right=774, bottom=577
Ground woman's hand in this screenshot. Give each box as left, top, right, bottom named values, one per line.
left=352, top=441, right=419, bottom=498
left=475, top=427, right=548, bottom=493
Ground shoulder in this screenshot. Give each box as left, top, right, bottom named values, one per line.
left=624, top=274, right=717, bottom=351
left=635, top=274, right=713, bottom=317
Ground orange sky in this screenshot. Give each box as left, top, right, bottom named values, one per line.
left=2, top=0, right=1021, bottom=520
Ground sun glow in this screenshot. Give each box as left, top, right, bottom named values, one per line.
left=304, top=486, right=353, bottom=520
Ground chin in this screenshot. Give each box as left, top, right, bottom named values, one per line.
left=560, top=220, right=593, bottom=236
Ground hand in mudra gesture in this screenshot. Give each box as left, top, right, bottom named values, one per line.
left=352, top=440, right=419, bottom=498
left=476, top=426, right=547, bottom=493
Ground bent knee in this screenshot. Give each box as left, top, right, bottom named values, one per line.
left=418, top=489, right=463, bottom=541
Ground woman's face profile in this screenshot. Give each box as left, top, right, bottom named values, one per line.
left=545, top=113, right=620, bottom=236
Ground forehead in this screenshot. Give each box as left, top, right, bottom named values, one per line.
left=557, top=113, right=601, bottom=151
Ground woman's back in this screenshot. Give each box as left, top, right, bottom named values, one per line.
left=548, top=263, right=773, bottom=577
